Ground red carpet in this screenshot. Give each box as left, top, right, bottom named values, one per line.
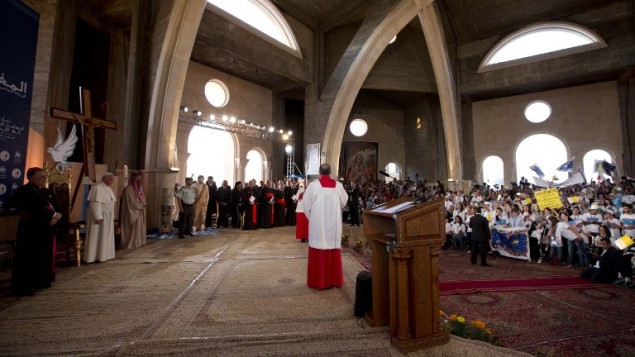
left=439, top=275, right=612, bottom=295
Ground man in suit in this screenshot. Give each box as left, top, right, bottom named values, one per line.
left=469, top=205, right=492, bottom=266
left=581, top=237, right=620, bottom=283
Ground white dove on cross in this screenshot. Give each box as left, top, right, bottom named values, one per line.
left=47, top=124, right=78, bottom=165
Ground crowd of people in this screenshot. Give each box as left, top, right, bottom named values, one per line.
left=11, top=163, right=634, bottom=296
left=172, top=171, right=635, bottom=289
left=8, top=168, right=147, bottom=296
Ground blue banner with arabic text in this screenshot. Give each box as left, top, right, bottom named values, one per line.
left=0, top=0, right=39, bottom=215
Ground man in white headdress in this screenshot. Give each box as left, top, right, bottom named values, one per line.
left=84, top=173, right=117, bottom=263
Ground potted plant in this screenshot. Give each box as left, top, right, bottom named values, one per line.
left=341, top=234, right=349, bottom=247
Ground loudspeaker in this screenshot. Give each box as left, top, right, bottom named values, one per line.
left=354, top=270, right=373, bottom=318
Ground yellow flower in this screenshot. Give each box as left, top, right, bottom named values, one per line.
left=457, top=316, right=465, bottom=323
left=450, top=314, right=457, bottom=321
left=475, top=321, right=486, bottom=329
left=485, top=328, right=492, bottom=335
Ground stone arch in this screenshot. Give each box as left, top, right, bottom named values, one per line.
left=143, top=0, right=207, bottom=228
left=321, top=0, right=461, bottom=179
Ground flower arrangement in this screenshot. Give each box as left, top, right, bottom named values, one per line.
left=341, top=234, right=349, bottom=247
left=439, top=310, right=501, bottom=346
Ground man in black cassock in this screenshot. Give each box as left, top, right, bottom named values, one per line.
left=9, top=167, right=63, bottom=296
left=205, top=176, right=217, bottom=228
left=284, top=180, right=297, bottom=226
left=259, top=180, right=275, bottom=228
left=242, top=180, right=259, bottom=230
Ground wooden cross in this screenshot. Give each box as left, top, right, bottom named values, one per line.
left=49, top=87, right=117, bottom=182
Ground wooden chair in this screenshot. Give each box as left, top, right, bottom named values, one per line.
left=46, top=163, right=84, bottom=267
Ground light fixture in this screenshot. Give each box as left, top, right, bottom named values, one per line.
left=178, top=108, right=294, bottom=143
left=285, top=144, right=293, bottom=154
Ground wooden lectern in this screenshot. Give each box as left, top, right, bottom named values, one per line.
left=363, top=197, right=449, bottom=353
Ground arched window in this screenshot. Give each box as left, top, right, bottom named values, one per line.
left=207, top=0, right=301, bottom=57
left=245, top=149, right=264, bottom=183
left=187, top=127, right=235, bottom=184
left=384, top=162, right=402, bottom=183
left=482, top=156, right=504, bottom=186
left=583, top=149, right=614, bottom=183
left=516, top=134, right=567, bottom=184
left=479, top=22, right=606, bottom=73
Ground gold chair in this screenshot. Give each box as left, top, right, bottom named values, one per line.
left=46, top=162, right=84, bottom=267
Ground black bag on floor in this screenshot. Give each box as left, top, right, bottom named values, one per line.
left=354, top=270, right=373, bottom=318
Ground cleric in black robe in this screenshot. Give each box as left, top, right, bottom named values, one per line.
left=273, top=189, right=286, bottom=227
left=242, top=181, right=259, bottom=230
left=284, top=183, right=297, bottom=226
left=259, top=180, right=275, bottom=229
left=230, top=181, right=243, bottom=228
left=205, top=177, right=218, bottom=227
left=9, top=167, right=62, bottom=296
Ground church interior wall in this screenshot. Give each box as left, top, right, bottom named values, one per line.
left=362, top=25, right=437, bottom=93
left=472, top=81, right=622, bottom=184
left=341, top=110, right=405, bottom=181
left=403, top=98, right=445, bottom=183
left=175, top=61, right=274, bottom=184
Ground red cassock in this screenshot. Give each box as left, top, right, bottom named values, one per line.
left=295, top=192, right=308, bottom=240
left=306, top=247, right=343, bottom=289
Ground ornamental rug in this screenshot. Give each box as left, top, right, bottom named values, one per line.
left=0, top=227, right=527, bottom=357
left=347, top=227, right=635, bottom=356
left=439, top=287, right=635, bottom=357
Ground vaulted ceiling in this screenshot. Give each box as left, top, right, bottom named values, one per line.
left=89, top=0, right=632, bottom=107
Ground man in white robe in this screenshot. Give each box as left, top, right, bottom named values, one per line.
left=303, top=164, right=348, bottom=289
left=84, top=173, right=117, bottom=263
left=120, top=171, right=147, bottom=249
left=193, top=175, right=209, bottom=231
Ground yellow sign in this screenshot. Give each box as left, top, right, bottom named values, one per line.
left=616, top=235, right=634, bottom=250
left=534, top=188, right=563, bottom=210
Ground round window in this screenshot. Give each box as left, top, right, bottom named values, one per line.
left=524, top=100, right=551, bottom=123
left=349, top=119, right=368, bottom=137
left=204, top=79, right=230, bottom=108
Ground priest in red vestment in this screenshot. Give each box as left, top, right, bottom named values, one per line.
left=302, top=164, right=348, bottom=289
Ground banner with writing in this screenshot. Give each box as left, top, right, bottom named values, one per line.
left=0, top=0, right=39, bottom=215
left=534, top=188, right=563, bottom=210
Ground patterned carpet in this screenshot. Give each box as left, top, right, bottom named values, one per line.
left=0, top=227, right=529, bottom=357
left=350, top=245, right=635, bottom=356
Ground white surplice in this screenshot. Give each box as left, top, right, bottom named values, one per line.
left=302, top=179, right=348, bottom=249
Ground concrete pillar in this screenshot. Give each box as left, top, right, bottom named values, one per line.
left=143, top=0, right=206, bottom=229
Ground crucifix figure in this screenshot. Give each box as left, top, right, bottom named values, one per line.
left=49, top=87, right=117, bottom=182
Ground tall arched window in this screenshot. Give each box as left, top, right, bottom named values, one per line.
left=479, top=22, right=606, bottom=73
left=187, top=127, right=235, bottom=184
left=207, top=0, right=301, bottom=57
left=482, top=156, right=504, bottom=186
left=583, top=149, right=614, bottom=183
left=516, top=134, right=567, bottom=184
left=384, top=162, right=402, bottom=183
left=245, top=149, right=264, bottom=183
